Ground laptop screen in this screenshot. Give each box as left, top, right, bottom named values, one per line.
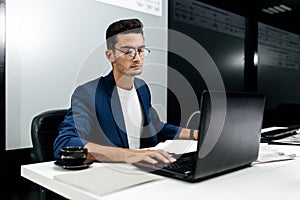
left=133, top=90, right=265, bottom=182
left=194, top=90, right=266, bottom=180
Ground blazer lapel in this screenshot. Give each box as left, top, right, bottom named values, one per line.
left=135, top=79, right=158, bottom=148
left=110, top=88, right=129, bottom=148
left=99, top=71, right=129, bottom=148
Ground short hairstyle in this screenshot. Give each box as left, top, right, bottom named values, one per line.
left=106, top=18, right=144, bottom=49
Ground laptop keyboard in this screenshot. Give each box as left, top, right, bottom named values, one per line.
left=155, top=156, right=195, bottom=174
left=133, top=152, right=197, bottom=177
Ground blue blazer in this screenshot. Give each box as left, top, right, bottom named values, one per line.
left=53, top=71, right=181, bottom=159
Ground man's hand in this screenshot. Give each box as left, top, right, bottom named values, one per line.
left=124, top=149, right=176, bottom=164
left=85, top=142, right=176, bottom=164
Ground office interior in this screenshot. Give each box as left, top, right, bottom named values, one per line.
left=0, top=0, right=299, bottom=199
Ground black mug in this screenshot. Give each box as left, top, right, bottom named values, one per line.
left=60, top=146, right=87, bottom=166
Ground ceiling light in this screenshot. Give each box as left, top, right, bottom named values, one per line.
left=268, top=7, right=279, bottom=13
left=262, top=8, right=274, bottom=14
left=273, top=6, right=286, bottom=12
left=262, top=4, right=293, bottom=15
left=279, top=4, right=292, bottom=11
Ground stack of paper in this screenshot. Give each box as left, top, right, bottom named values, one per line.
left=54, top=164, right=163, bottom=197
left=254, top=143, right=296, bottom=164
left=150, top=139, right=197, bottom=154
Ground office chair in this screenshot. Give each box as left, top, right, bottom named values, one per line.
left=31, top=109, right=68, bottom=200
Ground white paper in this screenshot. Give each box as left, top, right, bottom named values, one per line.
left=254, top=143, right=296, bottom=164
left=151, top=139, right=197, bottom=154
left=95, top=0, right=162, bottom=17
left=54, top=164, right=162, bottom=197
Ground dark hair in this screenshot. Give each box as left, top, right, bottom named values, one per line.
left=106, top=18, right=144, bottom=49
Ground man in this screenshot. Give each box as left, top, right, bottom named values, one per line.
left=53, top=18, right=198, bottom=164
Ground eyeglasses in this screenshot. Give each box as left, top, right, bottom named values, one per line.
left=112, top=47, right=151, bottom=58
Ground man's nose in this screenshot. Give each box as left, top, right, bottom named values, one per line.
left=133, top=52, right=142, bottom=61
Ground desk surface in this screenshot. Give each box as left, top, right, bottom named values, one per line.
left=21, top=145, right=300, bottom=200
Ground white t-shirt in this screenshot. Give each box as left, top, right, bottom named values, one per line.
left=117, top=86, right=143, bottom=149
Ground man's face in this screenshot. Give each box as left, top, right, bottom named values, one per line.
left=109, top=33, right=145, bottom=77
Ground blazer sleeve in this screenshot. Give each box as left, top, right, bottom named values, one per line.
left=53, top=81, right=99, bottom=159
left=149, top=105, right=182, bottom=142
left=140, top=81, right=182, bottom=142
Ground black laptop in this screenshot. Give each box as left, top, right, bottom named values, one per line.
left=133, top=90, right=266, bottom=182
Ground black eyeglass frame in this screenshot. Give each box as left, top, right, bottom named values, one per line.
left=112, top=47, right=151, bottom=58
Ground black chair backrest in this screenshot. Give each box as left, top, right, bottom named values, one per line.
left=31, top=109, right=67, bottom=162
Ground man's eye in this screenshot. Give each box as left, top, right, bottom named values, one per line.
left=126, top=49, right=135, bottom=54
left=138, top=49, right=145, bottom=53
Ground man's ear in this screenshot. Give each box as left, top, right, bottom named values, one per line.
left=105, top=50, right=115, bottom=63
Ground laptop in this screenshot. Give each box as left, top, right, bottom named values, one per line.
left=133, top=90, right=266, bottom=182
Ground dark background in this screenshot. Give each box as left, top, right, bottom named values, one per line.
left=167, top=0, right=300, bottom=129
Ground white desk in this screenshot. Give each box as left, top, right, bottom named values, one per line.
left=21, top=144, right=300, bottom=200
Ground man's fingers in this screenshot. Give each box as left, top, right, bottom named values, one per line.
left=157, top=150, right=176, bottom=162
left=128, top=149, right=177, bottom=164
left=143, top=156, right=158, bottom=164
left=148, top=150, right=176, bottom=163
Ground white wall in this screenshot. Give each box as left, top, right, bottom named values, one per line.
left=6, top=0, right=168, bottom=150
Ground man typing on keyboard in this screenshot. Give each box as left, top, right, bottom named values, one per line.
left=53, top=18, right=198, bottom=165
